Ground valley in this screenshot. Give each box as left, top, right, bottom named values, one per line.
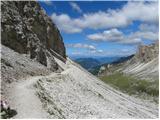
left=1, top=1, right=159, bottom=119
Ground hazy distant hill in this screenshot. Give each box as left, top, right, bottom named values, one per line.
left=74, top=58, right=101, bottom=70
left=74, top=57, right=121, bottom=70
left=89, top=55, right=134, bottom=75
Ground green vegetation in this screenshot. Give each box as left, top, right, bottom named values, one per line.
left=100, top=72, right=159, bottom=102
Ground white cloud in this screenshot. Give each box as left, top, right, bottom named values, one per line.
left=67, top=43, right=105, bottom=55
left=43, top=1, right=53, bottom=6
left=51, top=14, right=82, bottom=33
left=139, top=23, right=158, bottom=32
left=51, top=1, right=158, bottom=33
left=70, top=48, right=135, bottom=57
left=87, top=29, right=124, bottom=41
left=87, top=28, right=158, bottom=44
left=129, top=31, right=158, bottom=41
left=70, top=2, right=82, bottom=13
left=67, top=43, right=96, bottom=50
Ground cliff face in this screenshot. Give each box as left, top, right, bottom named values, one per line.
left=1, top=1, right=66, bottom=70
left=131, top=41, right=159, bottom=63
left=98, top=41, right=159, bottom=80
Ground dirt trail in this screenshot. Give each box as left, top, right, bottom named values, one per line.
left=7, top=57, right=158, bottom=118
left=8, top=76, right=49, bottom=118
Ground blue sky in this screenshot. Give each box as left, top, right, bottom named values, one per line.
left=38, top=1, right=158, bottom=57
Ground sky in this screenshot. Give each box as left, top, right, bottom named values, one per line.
left=38, top=0, right=159, bottom=58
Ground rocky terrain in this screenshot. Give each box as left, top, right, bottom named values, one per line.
left=1, top=1, right=66, bottom=70
left=98, top=41, right=159, bottom=81
left=1, top=1, right=159, bottom=119
left=1, top=1, right=65, bottom=98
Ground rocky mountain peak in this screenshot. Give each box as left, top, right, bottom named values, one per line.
left=134, top=41, right=159, bottom=63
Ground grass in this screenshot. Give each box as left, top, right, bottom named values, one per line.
left=100, top=72, right=159, bottom=102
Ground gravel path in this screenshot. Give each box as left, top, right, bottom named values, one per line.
left=7, top=57, right=158, bottom=118
left=8, top=76, right=49, bottom=118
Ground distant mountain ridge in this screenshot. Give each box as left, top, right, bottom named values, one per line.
left=74, top=56, right=122, bottom=70
left=89, top=55, right=134, bottom=75
left=74, top=58, right=101, bottom=70
left=98, top=41, right=159, bottom=81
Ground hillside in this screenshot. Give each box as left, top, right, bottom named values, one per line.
left=98, top=42, right=159, bottom=103
left=75, top=58, right=101, bottom=70
left=74, top=57, right=122, bottom=74
left=89, top=55, right=134, bottom=75
left=98, top=42, right=159, bottom=80
left=1, top=1, right=66, bottom=97
left=0, top=1, right=158, bottom=119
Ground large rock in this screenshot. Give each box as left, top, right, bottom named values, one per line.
left=1, top=1, right=66, bottom=70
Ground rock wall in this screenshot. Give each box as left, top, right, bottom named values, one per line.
left=1, top=1, right=66, bottom=71
left=131, top=41, right=159, bottom=63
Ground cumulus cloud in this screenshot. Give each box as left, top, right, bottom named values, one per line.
left=67, top=43, right=96, bottom=50
left=70, top=2, right=82, bottom=13
left=87, top=28, right=158, bottom=44
left=51, top=14, right=82, bottom=33
left=51, top=1, right=158, bottom=33
left=87, top=28, right=137, bottom=44
left=129, top=31, right=158, bottom=41
left=87, top=29, right=124, bottom=41
left=67, top=43, right=105, bottom=55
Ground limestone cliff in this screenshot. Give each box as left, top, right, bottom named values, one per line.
left=1, top=1, right=66, bottom=98
left=1, top=1, right=66, bottom=71
left=98, top=41, right=159, bottom=80
left=129, top=41, right=159, bottom=64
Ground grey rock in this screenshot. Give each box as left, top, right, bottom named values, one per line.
left=1, top=1, right=66, bottom=70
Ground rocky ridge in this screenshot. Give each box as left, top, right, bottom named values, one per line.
left=98, top=41, right=159, bottom=80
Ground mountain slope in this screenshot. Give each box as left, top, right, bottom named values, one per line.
left=6, top=55, right=158, bottom=118
left=34, top=57, right=158, bottom=118
left=1, top=1, right=66, bottom=98
left=75, top=58, right=101, bottom=70
left=120, top=42, right=159, bottom=80
left=98, top=42, right=159, bottom=81
left=1, top=1, right=66, bottom=70
left=1, top=1, right=158, bottom=119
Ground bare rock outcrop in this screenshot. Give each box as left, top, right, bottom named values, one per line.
left=1, top=1, right=66, bottom=71
left=1, top=1, right=66, bottom=99
left=98, top=41, right=159, bottom=80
left=131, top=41, right=159, bottom=63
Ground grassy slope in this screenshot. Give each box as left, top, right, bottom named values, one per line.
left=100, top=72, right=159, bottom=103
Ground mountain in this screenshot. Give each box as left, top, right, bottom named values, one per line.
left=111, top=55, right=134, bottom=64
left=1, top=1, right=66, bottom=69
left=87, top=55, right=134, bottom=75
left=1, top=1, right=158, bottom=119
left=96, top=56, right=122, bottom=64
left=74, top=57, right=121, bottom=71
left=74, top=58, right=101, bottom=70
left=1, top=0, right=66, bottom=101
left=98, top=42, right=159, bottom=80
